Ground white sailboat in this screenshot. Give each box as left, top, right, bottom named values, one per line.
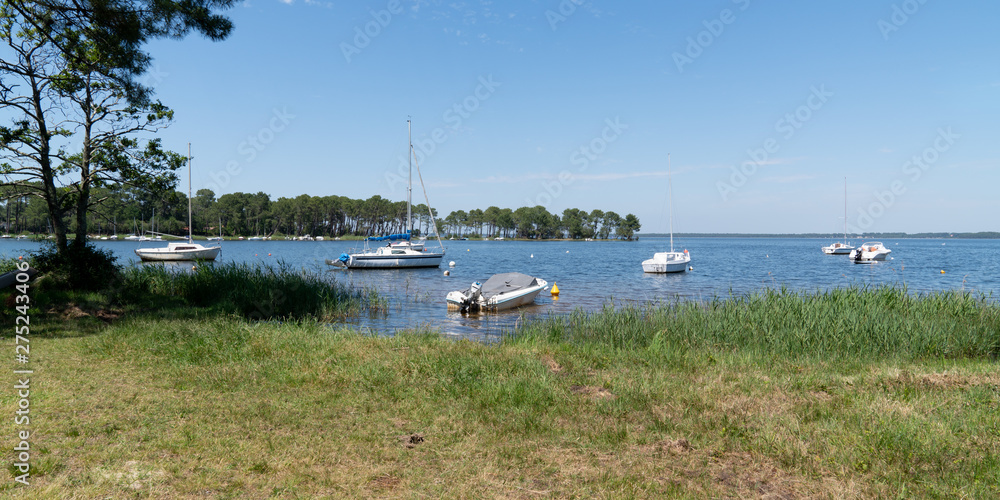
left=330, top=119, right=445, bottom=269
left=822, top=177, right=855, bottom=255
left=135, top=144, right=221, bottom=262
left=642, top=153, right=690, bottom=273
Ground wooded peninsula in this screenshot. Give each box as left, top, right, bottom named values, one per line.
left=1, top=186, right=642, bottom=240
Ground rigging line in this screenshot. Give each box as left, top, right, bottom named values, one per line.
left=410, top=145, right=446, bottom=251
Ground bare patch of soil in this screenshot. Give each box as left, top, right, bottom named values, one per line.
left=369, top=474, right=401, bottom=491
left=570, top=385, right=615, bottom=400
left=398, top=433, right=425, bottom=448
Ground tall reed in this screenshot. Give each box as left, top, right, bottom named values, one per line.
left=118, top=261, right=385, bottom=320
left=509, top=286, right=999, bottom=361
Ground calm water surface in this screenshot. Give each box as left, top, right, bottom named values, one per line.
left=3, top=237, right=997, bottom=340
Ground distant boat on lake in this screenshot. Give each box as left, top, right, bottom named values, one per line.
left=850, top=241, right=891, bottom=264
left=643, top=153, right=690, bottom=273
left=135, top=145, right=220, bottom=262
left=822, top=177, right=855, bottom=255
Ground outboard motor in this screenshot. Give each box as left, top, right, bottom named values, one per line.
left=460, top=281, right=483, bottom=314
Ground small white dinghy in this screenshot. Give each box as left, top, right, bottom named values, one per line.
left=446, top=272, right=548, bottom=313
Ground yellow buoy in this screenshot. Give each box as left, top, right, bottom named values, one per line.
left=940, top=270, right=945, bottom=274
left=551, top=282, right=560, bottom=296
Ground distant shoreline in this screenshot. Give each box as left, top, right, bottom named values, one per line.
left=637, top=232, right=1000, bottom=239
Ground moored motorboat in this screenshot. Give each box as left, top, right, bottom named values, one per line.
left=446, top=272, right=548, bottom=313
left=849, top=241, right=891, bottom=263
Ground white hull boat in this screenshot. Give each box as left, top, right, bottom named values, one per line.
left=822, top=242, right=853, bottom=255
left=135, top=242, right=221, bottom=262
left=643, top=153, right=691, bottom=274
left=329, top=246, right=443, bottom=269
left=446, top=272, right=548, bottom=313
left=642, top=251, right=690, bottom=273
left=849, top=241, right=891, bottom=264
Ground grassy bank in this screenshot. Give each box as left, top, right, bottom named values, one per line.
left=3, top=288, right=998, bottom=497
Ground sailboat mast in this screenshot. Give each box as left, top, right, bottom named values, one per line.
left=668, top=153, right=674, bottom=252
left=187, top=143, right=193, bottom=243
left=407, top=119, right=412, bottom=235
left=843, top=176, right=847, bottom=244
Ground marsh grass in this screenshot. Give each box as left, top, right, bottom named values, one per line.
left=5, top=286, right=999, bottom=497
left=117, top=261, right=386, bottom=320
left=512, top=285, right=999, bottom=361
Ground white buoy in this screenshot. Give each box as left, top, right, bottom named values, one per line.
left=444, top=270, right=450, bottom=276
left=566, top=250, right=569, bottom=253
left=449, top=261, right=456, bottom=267
left=689, top=266, right=693, bottom=271
left=530, top=254, right=533, bottom=258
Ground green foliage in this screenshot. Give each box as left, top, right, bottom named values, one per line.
left=117, top=261, right=383, bottom=320
left=28, top=242, right=120, bottom=292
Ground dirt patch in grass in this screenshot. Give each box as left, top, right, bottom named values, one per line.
left=883, top=369, right=1000, bottom=390
left=48, top=303, right=123, bottom=323
left=369, top=474, right=401, bottom=492
left=398, top=433, right=425, bottom=448
left=569, top=385, right=615, bottom=400
left=711, top=452, right=798, bottom=500
left=540, top=355, right=562, bottom=373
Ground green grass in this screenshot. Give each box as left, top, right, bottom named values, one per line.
left=114, top=261, right=386, bottom=320
left=511, top=285, right=999, bottom=361
left=3, top=286, right=999, bottom=497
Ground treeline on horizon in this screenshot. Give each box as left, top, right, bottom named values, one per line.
left=649, top=232, right=1000, bottom=239
left=0, top=185, right=642, bottom=240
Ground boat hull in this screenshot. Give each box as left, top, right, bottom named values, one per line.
left=134, top=243, right=221, bottom=262
left=642, top=252, right=690, bottom=273
left=447, top=279, right=547, bottom=312
left=848, top=242, right=891, bottom=263
left=822, top=244, right=853, bottom=255
left=335, top=252, right=443, bottom=269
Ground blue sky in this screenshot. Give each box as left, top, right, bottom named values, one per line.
left=142, top=0, right=999, bottom=234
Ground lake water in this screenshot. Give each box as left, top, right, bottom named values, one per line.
left=3, top=237, right=998, bottom=341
